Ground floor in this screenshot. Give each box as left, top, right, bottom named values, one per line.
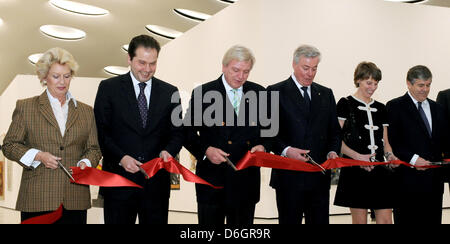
left=2, top=205, right=450, bottom=224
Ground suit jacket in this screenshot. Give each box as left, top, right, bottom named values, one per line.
left=437, top=89, right=450, bottom=118
left=437, top=89, right=450, bottom=181
left=2, top=92, right=101, bottom=212
left=183, top=76, right=271, bottom=206
left=386, top=92, right=450, bottom=194
left=267, top=77, right=341, bottom=191
left=94, top=73, right=183, bottom=199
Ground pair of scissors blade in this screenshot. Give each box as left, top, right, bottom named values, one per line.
left=138, top=166, right=150, bottom=179
left=305, top=153, right=326, bottom=174
left=224, top=156, right=238, bottom=171
left=429, top=161, right=450, bottom=166
left=58, top=161, right=75, bottom=182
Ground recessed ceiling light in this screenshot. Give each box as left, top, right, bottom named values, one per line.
left=174, top=9, right=211, bottom=21
left=40, top=24, right=86, bottom=40
left=145, top=25, right=183, bottom=39
left=104, top=66, right=129, bottom=76
left=384, top=0, right=428, bottom=3
left=218, top=0, right=238, bottom=3
left=49, top=0, right=109, bottom=16
left=28, top=53, right=43, bottom=65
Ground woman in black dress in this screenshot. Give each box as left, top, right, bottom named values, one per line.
left=334, top=62, right=398, bottom=224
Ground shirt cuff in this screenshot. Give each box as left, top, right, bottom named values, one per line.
left=281, top=146, right=291, bottom=157
left=20, top=148, right=42, bottom=168
left=77, top=159, right=92, bottom=168
left=410, top=154, right=419, bottom=165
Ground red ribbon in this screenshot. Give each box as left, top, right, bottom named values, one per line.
left=236, top=151, right=444, bottom=172
left=140, top=158, right=222, bottom=189
left=70, top=167, right=143, bottom=188
left=21, top=204, right=63, bottom=224
left=70, top=158, right=221, bottom=189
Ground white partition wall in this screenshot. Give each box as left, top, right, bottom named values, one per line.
left=1, top=0, right=450, bottom=217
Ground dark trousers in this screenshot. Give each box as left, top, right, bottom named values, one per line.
left=275, top=187, right=330, bottom=224
left=197, top=203, right=256, bottom=225
left=393, top=191, right=443, bottom=224
left=103, top=189, right=169, bottom=224
left=21, top=208, right=87, bottom=224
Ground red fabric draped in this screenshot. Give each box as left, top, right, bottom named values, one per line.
left=21, top=204, right=63, bottom=224
left=140, top=158, right=222, bottom=189
left=70, top=167, right=143, bottom=188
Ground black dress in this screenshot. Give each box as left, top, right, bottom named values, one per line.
left=334, top=96, right=395, bottom=209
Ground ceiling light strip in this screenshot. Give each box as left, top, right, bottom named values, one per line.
left=49, top=0, right=109, bottom=16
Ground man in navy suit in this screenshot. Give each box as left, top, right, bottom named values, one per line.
left=268, top=45, right=341, bottom=224
left=183, top=45, right=271, bottom=225
left=94, top=35, right=183, bottom=224
left=387, top=65, right=450, bottom=224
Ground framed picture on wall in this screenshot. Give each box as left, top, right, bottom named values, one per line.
left=0, top=160, right=4, bottom=200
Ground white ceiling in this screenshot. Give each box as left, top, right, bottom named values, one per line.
left=0, top=0, right=448, bottom=95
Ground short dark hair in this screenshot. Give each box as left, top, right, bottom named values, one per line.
left=128, top=35, right=161, bottom=60
left=354, top=61, right=382, bottom=87
left=407, top=65, right=432, bottom=84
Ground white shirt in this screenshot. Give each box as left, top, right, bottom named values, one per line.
left=19, top=90, right=91, bottom=168
left=222, top=74, right=243, bottom=106
left=407, top=91, right=432, bottom=165
left=130, top=72, right=152, bottom=107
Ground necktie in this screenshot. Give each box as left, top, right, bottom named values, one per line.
left=232, top=88, right=240, bottom=115
left=417, top=101, right=432, bottom=137
left=138, top=82, right=148, bottom=128
left=301, top=86, right=310, bottom=110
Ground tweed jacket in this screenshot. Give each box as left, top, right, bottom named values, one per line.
left=2, top=91, right=102, bottom=212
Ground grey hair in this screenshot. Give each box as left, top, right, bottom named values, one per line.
left=407, top=65, right=432, bottom=85
left=293, top=44, right=321, bottom=64
left=222, top=45, right=255, bottom=67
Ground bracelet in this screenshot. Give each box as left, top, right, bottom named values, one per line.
left=384, top=152, right=393, bottom=158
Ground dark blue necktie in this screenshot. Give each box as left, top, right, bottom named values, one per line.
left=138, top=82, right=148, bottom=128
left=301, top=86, right=310, bottom=110
left=418, top=101, right=431, bottom=137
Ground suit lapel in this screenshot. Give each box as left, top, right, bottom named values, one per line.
left=429, top=99, right=437, bottom=139
left=285, top=77, right=308, bottom=115
left=402, top=93, right=430, bottom=138
left=308, top=83, right=322, bottom=123
left=38, top=92, right=60, bottom=132
left=144, top=78, right=161, bottom=134
left=120, top=73, right=143, bottom=133
left=65, top=99, right=79, bottom=135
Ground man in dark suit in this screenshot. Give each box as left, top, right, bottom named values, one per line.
left=437, top=88, right=450, bottom=186
left=437, top=88, right=450, bottom=116
left=183, top=45, right=271, bottom=225
left=387, top=65, right=450, bottom=224
left=94, top=35, right=183, bottom=224
left=268, top=45, right=341, bottom=224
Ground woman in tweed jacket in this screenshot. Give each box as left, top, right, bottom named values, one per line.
left=2, top=47, right=102, bottom=224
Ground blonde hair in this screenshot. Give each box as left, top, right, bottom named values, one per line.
left=222, top=45, right=255, bottom=67
left=36, top=47, right=79, bottom=86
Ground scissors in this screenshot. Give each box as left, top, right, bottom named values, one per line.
left=429, top=161, right=450, bottom=166
left=57, top=160, right=75, bottom=182
left=138, top=166, right=150, bottom=179
left=224, top=156, right=238, bottom=171
left=304, top=153, right=326, bottom=174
